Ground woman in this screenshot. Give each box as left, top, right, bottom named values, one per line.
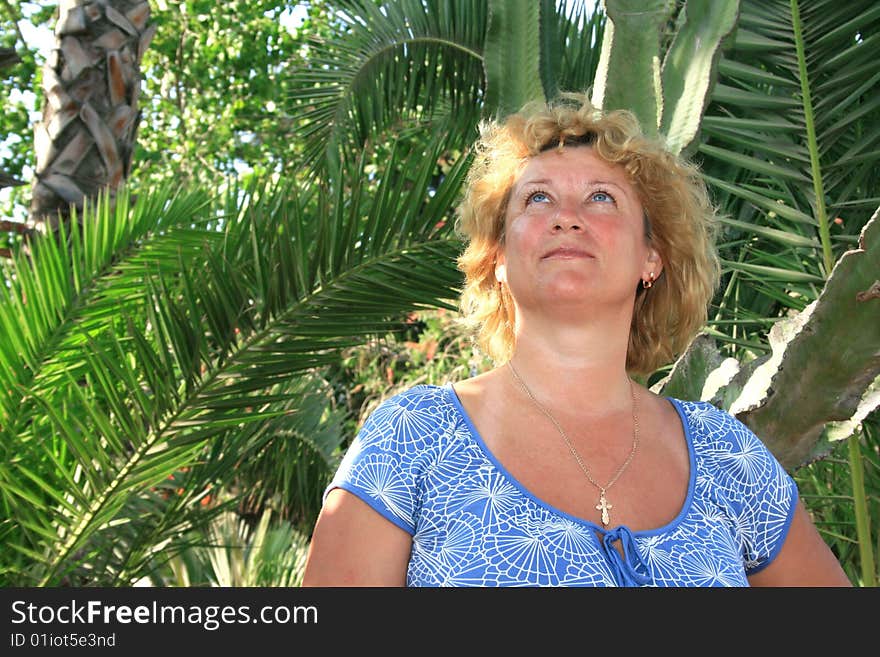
left=302, top=94, right=850, bottom=586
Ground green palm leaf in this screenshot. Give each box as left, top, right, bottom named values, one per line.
left=699, top=0, right=880, bottom=342
left=1, top=131, right=470, bottom=585
left=551, top=0, right=606, bottom=96
left=287, top=0, right=605, bottom=174
left=0, top=187, right=215, bottom=432
left=288, top=0, right=487, bottom=171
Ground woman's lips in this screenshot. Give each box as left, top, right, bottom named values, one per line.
left=542, top=246, right=594, bottom=259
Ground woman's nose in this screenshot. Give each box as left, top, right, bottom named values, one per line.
left=552, top=205, right=583, bottom=231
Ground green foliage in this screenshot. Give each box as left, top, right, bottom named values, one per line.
left=232, top=372, right=350, bottom=529
left=793, top=425, right=880, bottom=587
left=0, top=126, right=470, bottom=584
left=684, top=0, right=880, bottom=468
left=1, top=0, right=876, bottom=587
left=731, top=213, right=879, bottom=467
left=146, top=508, right=312, bottom=587
left=288, top=0, right=487, bottom=174
left=134, top=0, right=325, bottom=188
left=0, top=1, right=50, bottom=223
left=330, top=308, right=493, bottom=436
left=0, top=1, right=334, bottom=223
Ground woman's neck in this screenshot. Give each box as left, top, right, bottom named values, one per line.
left=508, top=317, right=634, bottom=414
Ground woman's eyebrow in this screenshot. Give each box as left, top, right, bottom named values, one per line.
left=583, top=179, right=628, bottom=191
left=517, top=177, right=630, bottom=193
left=517, top=177, right=553, bottom=188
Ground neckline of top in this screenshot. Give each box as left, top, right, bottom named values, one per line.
left=442, top=382, right=698, bottom=537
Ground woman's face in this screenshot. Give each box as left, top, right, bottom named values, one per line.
left=496, top=146, right=662, bottom=316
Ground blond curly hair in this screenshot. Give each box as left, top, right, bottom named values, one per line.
left=455, top=93, right=720, bottom=375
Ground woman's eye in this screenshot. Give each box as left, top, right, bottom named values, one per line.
left=526, top=191, right=550, bottom=205
left=590, top=191, right=614, bottom=203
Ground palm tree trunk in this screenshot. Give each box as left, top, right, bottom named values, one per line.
left=28, top=0, right=155, bottom=232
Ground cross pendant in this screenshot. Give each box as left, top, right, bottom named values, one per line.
left=596, top=490, right=612, bottom=527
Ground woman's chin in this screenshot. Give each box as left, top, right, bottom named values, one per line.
left=543, top=277, right=600, bottom=301
left=529, top=282, right=634, bottom=312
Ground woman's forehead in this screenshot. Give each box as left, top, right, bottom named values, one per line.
left=514, top=146, right=634, bottom=191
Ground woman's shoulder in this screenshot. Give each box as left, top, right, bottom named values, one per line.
left=666, top=397, right=753, bottom=440
left=370, top=383, right=452, bottom=413
left=358, top=383, right=458, bottom=437
left=667, top=396, right=792, bottom=483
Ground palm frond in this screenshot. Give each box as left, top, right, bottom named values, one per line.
left=148, top=508, right=311, bottom=587
left=699, top=0, right=880, bottom=346
left=1, top=130, right=470, bottom=585
left=553, top=0, right=606, bottom=96
left=287, top=0, right=487, bottom=171
left=0, top=186, right=215, bottom=434
left=233, top=371, right=349, bottom=528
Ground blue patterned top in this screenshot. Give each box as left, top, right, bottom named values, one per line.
left=326, top=384, right=798, bottom=586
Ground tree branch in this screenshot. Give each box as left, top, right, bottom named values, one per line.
left=0, top=0, right=28, bottom=52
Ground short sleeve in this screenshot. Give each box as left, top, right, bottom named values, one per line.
left=694, top=403, right=799, bottom=575
left=324, top=385, right=447, bottom=535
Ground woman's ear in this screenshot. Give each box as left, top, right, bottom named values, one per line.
left=494, top=253, right=507, bottom=284
left=644, top=246, right=663, bottom=280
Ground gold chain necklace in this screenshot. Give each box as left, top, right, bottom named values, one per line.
left=506, top=361, right=639, bottom=528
